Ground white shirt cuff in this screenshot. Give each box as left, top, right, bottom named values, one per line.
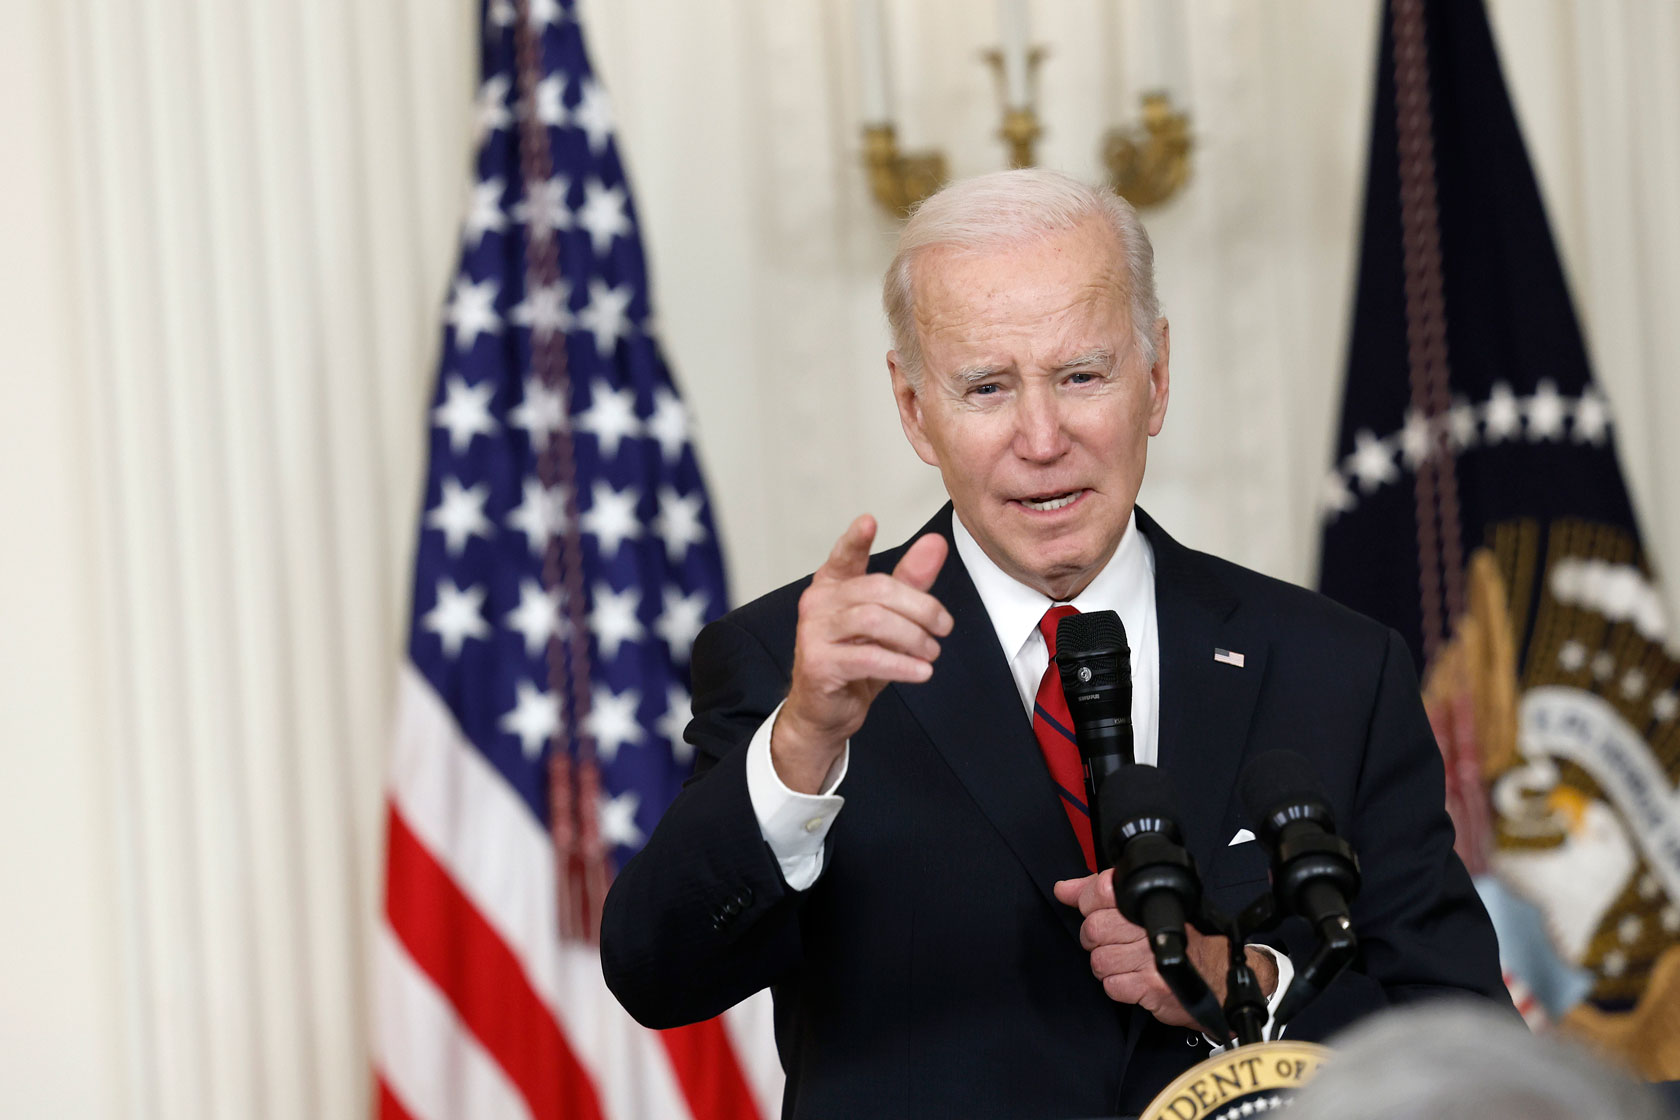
left=1206, top=944, right=1295, bottom=1051
left=744, top=700, right=848, bottom=891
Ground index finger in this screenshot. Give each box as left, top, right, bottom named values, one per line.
left=890, top=532, right=949, bottom=596
left=816, top=514, right=877, bottom=583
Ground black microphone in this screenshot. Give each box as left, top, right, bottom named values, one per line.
left=1055, top=610, right=1133, bottom=860
left=1239, top=750, right=1362, bottom=1029
left=1101, top=766, right=1231, bottom=1041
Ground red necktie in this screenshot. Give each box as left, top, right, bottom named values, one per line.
left=1033, top=605, right=1097, bottom=872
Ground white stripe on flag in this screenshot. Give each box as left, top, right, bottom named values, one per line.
left=389, top=665, right=564, bottom=1012
left=388, top=664, right=697, bottom=1120
left=376, top=924, right=533, bottom=1120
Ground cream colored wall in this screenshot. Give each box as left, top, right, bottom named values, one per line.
left=1, top=2, right=1676, bottom=1117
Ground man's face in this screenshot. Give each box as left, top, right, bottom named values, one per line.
left=889, top=218, right=1170, bottom=601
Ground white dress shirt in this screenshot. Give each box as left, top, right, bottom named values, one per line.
left=739, top=508, right=1289, bottom=1038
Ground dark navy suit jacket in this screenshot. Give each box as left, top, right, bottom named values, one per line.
left=602, top=507, right=1507, bottom=1117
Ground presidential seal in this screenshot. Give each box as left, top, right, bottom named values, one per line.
left=1139, top=1040, right=1331, bottom=1120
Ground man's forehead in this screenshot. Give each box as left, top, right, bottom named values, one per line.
left=908, top=230, right=1129, bottom=314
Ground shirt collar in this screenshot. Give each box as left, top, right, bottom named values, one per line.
left=951, top=507, right=1155, bottom=664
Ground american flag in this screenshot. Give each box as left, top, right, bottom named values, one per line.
left=375, top=2, right=779, bottom=1117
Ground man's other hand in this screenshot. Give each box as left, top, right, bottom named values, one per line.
left=771, top=515, right=951, bottom=793
left=1053, top=869, right=1278, bottom=1032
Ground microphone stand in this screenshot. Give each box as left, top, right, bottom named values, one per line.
left=1203, top=894, right=1276, bottom=1048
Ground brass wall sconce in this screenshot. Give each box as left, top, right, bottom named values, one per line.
left=856, top=3, right=1195, bottom=218
left=1103, top=92, right=1194, bottom=209
left=862, top=125, right=949, bottom=220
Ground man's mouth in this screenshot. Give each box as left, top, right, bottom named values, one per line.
left=1016, top=490, right=1085, bottom=512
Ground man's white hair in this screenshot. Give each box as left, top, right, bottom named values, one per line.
left=882, top=168, right=1161, bottom=388
left=1288, top=1001, right=1672, bottom=1120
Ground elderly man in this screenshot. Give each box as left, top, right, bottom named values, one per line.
left=602, top=169, right=1506, bottom=1117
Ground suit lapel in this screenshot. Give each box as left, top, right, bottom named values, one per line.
left=1114, top=511, right=1270, bottom=1080
left=1140, top=509, right=1268, bottom=874
left=889, top=507, right=1092, bottom=942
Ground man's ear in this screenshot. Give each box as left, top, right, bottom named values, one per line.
left=889, top=351, right=940, bottom=467
left=1146, top=319, right=1171, bottom=437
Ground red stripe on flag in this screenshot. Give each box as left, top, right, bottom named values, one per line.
left=384, top=805, right=605, bottom=1120
left=659, top=1018, right=765, bottom=1120
left=375, top=1075, right=417, bottom=1120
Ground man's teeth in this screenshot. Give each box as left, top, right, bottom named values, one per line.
left=1021, top=492, right=1080, bottom=512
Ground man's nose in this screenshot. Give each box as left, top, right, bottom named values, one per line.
left=1013, top=389, right=1070, bottom=462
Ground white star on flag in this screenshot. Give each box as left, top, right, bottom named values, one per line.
left=1319, top=469, right=1356, bottom=519
left=576, top=279, right=634, bottom=358
left=1398, top=408, right=1433, bottom=468
left=656, top=684, right=693, bottom=764
left=499, top=679, right=561, bottom=760
left=447, top=275, right=502, bottom=351
left=512, top=175, right=573, bottom=240
left=598, top=790, right=644, bottom=849
left=534, top=74, right=567, bottom=128
left=656, top=587, right=709, bottom=662
left=431, top=374, right=500, bottom=453
left=646, top=386, right=690, bottom=463
left=505, top=578, right=565, bottom=658
left=486, top=0, right=515, bottom=28
left=426, top=477, right=494, bottom=555
left=1573, top=386, right=1611, bottom=444
left=1483, top=382, right=1522, bottom=442
left=474, top=75, right=512, bottom=140
left=587, top=684, right=643, bottom=763
left=1526, top=379, right=1567, bottom=440
left=581, top=481, right=642, bottom=557
left=462, top=177, right=507, bottom=248
left=576, top=383, right=642, bottom=457
left=653, top=487, right=707, bottom=562
left=507, top=477, right=566, bottom=557
left=577, top=180, right=631, bottom=257
left=528, top=0, right=564, bottom=29
left=589, top=582, right=644, bottom=659
left=1347, top=429, right=1398, bottom=492
left=422, top=579, right=490, bottom=658
left=572, top=77, right=614, bottom=154
left=510, top=280, right=572, bottom=341
left=508, top=376, right=567, bottom=453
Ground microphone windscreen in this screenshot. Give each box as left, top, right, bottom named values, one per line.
left=1238, top=750, right=1327, bottom=826
left=1099, top=763, right=1181, bottom=835
left=1056, top=610, right=1129, bottom=659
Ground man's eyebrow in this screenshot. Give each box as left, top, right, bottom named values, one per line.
left=1054, top=348, right=1114, bottom=372
left=952, top=364, right=1007, bottom=384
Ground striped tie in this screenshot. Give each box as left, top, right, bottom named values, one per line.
left=1033, top=605, right=1096, bottom=872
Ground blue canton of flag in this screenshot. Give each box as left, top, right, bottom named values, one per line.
left=410, top=0, right=728, bottom=880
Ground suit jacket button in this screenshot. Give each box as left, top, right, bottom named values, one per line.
left=734, top=887, right=754, bottom=909
left=1186, top=1032, right=1204, bottom=1047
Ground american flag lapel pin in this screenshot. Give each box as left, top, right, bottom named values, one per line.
left=1213, top=648, right=1245, bottom=668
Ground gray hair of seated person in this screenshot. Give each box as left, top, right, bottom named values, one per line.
left=1287, top=1001, right=1673, bottom=1120
left=882, top=168, right=1162, bottom=391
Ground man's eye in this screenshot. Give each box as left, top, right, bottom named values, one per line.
left=971, top=383, right=1000, bottom=396
left=1068, top=371, right=1097, bottom=385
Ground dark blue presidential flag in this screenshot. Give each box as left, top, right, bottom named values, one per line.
left=1319, top=0, right=1680, bottom=1077
left=376, top=3, right=775, bottom=1117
